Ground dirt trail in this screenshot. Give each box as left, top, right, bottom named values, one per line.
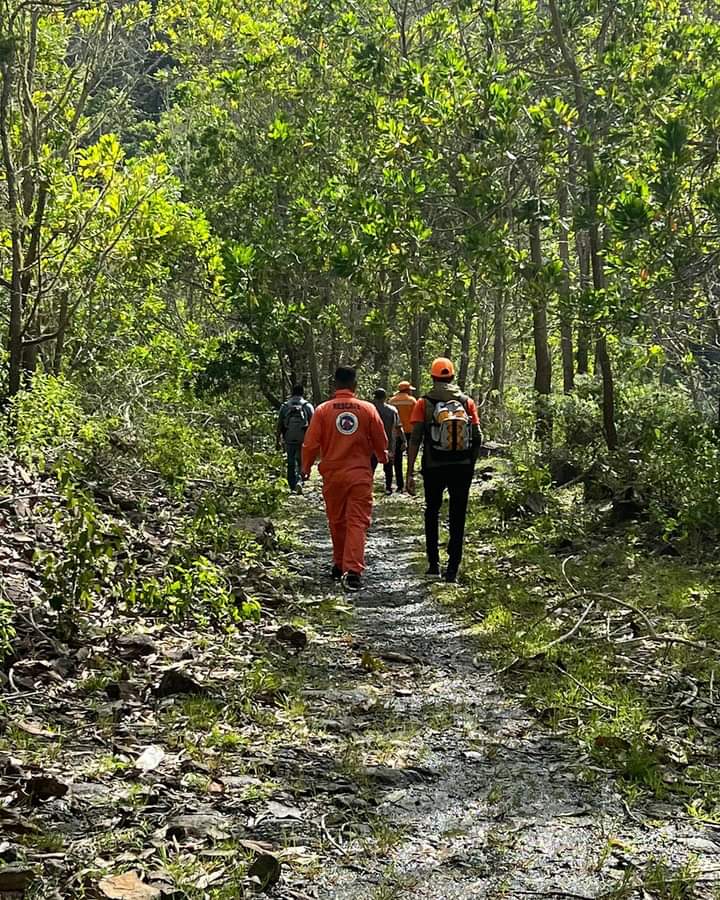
left=293, top=486, right=719, bottom=900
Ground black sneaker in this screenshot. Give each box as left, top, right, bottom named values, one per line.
left=331, top=565, right=343, bottom=581
left=425, top=564, right=441, bottom=577
left=341, top=571, right=362, bottom=592
left=443, top=569, right=458, bottom=584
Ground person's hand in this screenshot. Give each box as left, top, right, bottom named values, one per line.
left=406, top=474, right=416, bottom=496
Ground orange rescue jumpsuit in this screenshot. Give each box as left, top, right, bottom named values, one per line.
left=302, top=389, right=388, bottom=574
left=389, top=391, right=417, bottom=437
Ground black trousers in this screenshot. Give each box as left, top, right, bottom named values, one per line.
left=371, top=456, right=394, bottom=491
left=394, top=433, right=410, bottom=491
left=423, top=465, right=473, bottom=573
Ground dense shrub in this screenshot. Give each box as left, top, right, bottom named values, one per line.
left=620, top=384, right=720, bottom=544
left=494, top=379, right=720, bottom=544
left=8, top=373, right=113, bottom=473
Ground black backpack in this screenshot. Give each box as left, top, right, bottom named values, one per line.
left=283, top=398, right=310, bottom=443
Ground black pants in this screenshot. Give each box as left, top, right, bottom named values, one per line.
left=423, top=465, right=473, bottom=573
left=286, top=442, right=302, bottom=490
left=393, top=433, right=410, bottom=491
left=371, top=456, right=394, bottom=491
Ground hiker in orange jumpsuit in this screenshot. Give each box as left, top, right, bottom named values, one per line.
left=301, top=366, right=388, bottom=592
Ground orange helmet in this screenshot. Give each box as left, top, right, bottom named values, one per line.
left=430, top=357, right=455, bottom=379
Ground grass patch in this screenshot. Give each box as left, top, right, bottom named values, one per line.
left=452, top=491, right=720, bottom=817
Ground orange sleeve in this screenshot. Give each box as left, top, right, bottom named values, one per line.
left=410, top=398, right=426, bottom=424
left=467, top=399, right=480, bottom=425
left=301, top=405, right=323, bottom=472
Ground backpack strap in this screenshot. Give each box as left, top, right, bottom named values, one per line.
left=423, top=396, right=435, bottom=424
left=424, top=394, right=470, bottom=418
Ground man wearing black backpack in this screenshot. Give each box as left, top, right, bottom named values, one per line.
left=277, top=385, right=314, bottom=494
left=406, top=358, right=481, bottom=583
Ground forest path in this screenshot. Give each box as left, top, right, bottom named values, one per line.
left=290, top=483, right=718, bottom=900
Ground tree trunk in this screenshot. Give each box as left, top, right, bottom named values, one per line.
left=472, top=297, right=490, bottom=398
left=490, top=290, right=505, bottom=401
left=53, top=292, right=69, bottom=375
left=457, top=310, right=473, bottom=391
left=443, top=306, right=458, bottom=360
left=1, top=46, right=23, bottom=397
left=529, top=217, right=552, bottom=445
left=558, top=180, right=574, bottom=393
left=410, top=315, right=421, bottom=392
left=372, top=284, right=391, bottom=388
left=595, top=335, right=618, bottom=449
left=574, top=231, right=591, bottom=374
left=548, top=0, right=617, bottom=448
left=304, top=321, right=322, bottom=405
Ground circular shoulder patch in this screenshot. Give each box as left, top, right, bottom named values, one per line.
left=335, top=411, right=359, bottom=435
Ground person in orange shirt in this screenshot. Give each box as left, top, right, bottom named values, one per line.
left=302, top=366, right=389, bottom=592
left=389, top=380, right=417, bottom=491
left=406, top=358, right=481, bottom=583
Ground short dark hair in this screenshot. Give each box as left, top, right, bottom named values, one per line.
left=373, top=388, right=386, bottom=400
left=291, top=384, right=304, bottom=396
left=334, top=365, right=357, bottom=388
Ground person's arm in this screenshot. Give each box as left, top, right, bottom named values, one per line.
left=370, top=407, right=389, bottom=464
left=301, top=408, right=322, bottom=478
left=405, top=400, right=426, bottom=496
left=467, top=399, right=482, bottom=465
left=386, top=410, right=398, bottom=460
left=276, top=404, right=286, bottom=450
left=305, top=401, right=315, bottom=423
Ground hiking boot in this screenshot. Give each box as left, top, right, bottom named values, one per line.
left=341, top=571, right=362, bottom=592
left=425, top=564, right=441, bottom=577
left=331, top=565, right=343, bottom=581
left=294, top=483, right=303, bottom=495
left=443, top=569, right=458, bottom=584
left=385, top=488, right=393, bottom=496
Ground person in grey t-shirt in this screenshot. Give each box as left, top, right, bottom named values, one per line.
left=371, top=388, right=401, bottom=494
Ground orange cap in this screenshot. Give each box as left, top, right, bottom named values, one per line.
left=430, top=357, right=455, bottom=379
left=398, top=380, right=415, bottom=391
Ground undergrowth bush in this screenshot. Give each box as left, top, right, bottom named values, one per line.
left=9, top=373, right=113, bottom=473
left=2, top=375, right=284, bottom=637
left=141, top=411, right=286, bottom=513
left=35, top=476, right=134, bottom=639
left=133, top=552, right=260, bottom=628
left=619, top=384, right=720, bottom=544
left=494, top=379, right=720, bottom=544
left=493, top=441, right=555, bottom=520
left=0, top=595, right=15, bottom=657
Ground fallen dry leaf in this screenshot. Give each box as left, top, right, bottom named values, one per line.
left=135, top=745, right=165, bottom=773
left=99, top=871, right=161, bottom=899
left=266, top=800, right=302, bottom=820
left=15, top=720, right=58, bottom=740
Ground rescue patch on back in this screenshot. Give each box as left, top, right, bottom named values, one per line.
left=336, top=411, right=359, bottom=435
